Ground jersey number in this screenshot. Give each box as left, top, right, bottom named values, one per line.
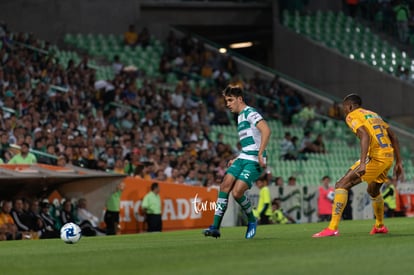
left=373, top=124, right=390, bottom=148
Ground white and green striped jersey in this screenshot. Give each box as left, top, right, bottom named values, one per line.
left=237, top=106, right=266, bottom=162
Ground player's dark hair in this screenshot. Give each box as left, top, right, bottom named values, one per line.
left=222, top=85, right=244, bottom=99
left=343, top=93, right=362, bottom=106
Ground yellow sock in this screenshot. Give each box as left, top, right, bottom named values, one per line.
left=371, top=194, right=384, bottom=228
left=328, top=188, right=348, bottom=230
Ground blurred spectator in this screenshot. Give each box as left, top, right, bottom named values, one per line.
left=38, top=200, right=59, bottom=239
left=159, top=54, right=172, bottom=74
left=11, top=198, right=36, bottom=239
left=56, top=154, right=68, bottom=167
left=60, top=199, right=77, bottom=226
left=299, top=131, right=317, bottom=154
left=280, top=132, right=297, bottom=160
left=282, top=88, right=303, bottom=125
left=112, top=158, right=126, bottom=174
left=328, top=101, right=342, bottom=120
left=77, top=198, right=103, bottom=236
left=73, top=147, right=97, bottom=169
left=382, top=176, right=397, bottom=218
left=253, top=175, right=272, bottom=225
left=37, top=144, right=57, bottom=165
left=294, top=103, right=315, bottom=128
left=28, top=199, right=55, bottom=239
left=312, top=134, right=327, bottom=154
left=394, top=0, right=410, bottom=43
left=8, top=142, right=37, bottom=164
left=124, top=24, right=138, bottom=46
left=287, top=176, right=297, bottom=186
left=269, top=198, right=295, bottom=224
left=184, top=169, right=202, bottom=186
left=0, top=133, right=10, bottom=160
left=0, top=200, right=20, bottom=240
left=317, top=176, right=334, bottom=222
left=137, top=27, right=150, bottom=48
left=274, top=176, right=285, bottom=187
left=112, top=55, right=124, bottom=75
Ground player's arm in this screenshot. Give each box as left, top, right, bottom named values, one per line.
left=355, top=126, right=370, bottom=177
left=387, top=127, right=404, bottom=181
left=256, top=119, right=271, bottom=168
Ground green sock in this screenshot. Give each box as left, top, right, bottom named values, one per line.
left=236, top=195, right=256, bottom=223
left=213, top=191, right=229, bottom=229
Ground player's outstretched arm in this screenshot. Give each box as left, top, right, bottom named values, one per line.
left=387, top=127, right=404, bottom=181
left=355, top=126, right=370, bottom=177
left=256, top=119, right=271, bottom=168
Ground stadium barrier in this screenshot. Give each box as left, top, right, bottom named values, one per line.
left=118, top=179, right=414, bottom=232
left=245, top=183, right=414, bottom=224
left=119, top=178, right=218, bottom=233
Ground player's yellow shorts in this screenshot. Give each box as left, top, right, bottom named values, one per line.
left=350, top=156, right=393, bottom=184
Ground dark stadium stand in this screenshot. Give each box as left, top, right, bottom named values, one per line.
left=282, top=10, right=413, bottom=79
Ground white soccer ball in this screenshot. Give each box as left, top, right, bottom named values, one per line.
left=60, top=222, right=82, bottom=244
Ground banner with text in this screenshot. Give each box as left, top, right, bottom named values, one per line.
left=120, top=178, right=218, bottom=233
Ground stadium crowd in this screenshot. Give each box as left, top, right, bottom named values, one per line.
left=0, top=22, right=329, bottom=188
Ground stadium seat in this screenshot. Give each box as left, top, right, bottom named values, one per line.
left=282, top=11, right=414, bottom=78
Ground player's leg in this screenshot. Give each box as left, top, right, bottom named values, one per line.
left=366, top=159, right=392, bottom=234
left=232, top=180, right=257, bottom=239
left=232, top=179, right=255, bottom=222
left=313, top=167, right=361, bottom=237
left=367, top=182, right=388, bottom=234
left=212, top=173, right=237, bottom=229
left=203, top=163, right=239, bottom=238
left=231, top=160, right=263, bottom=239
left=328, top=169, right=361, bottom=229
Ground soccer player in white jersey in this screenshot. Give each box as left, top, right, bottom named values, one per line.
left=203, top=85, right=271, bottom=239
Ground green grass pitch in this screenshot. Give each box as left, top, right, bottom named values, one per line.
left=1, top=218, right=413, bottom=275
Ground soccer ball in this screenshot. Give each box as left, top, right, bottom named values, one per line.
left=60, top=222, right=82, bottom=244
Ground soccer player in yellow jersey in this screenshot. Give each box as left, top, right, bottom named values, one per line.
left=313, top=94, right=404, bottom=237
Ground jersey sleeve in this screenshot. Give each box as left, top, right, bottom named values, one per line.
left=247, top=108, right=264, bottom=126
left=345, top=112, right=363, bottom=134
